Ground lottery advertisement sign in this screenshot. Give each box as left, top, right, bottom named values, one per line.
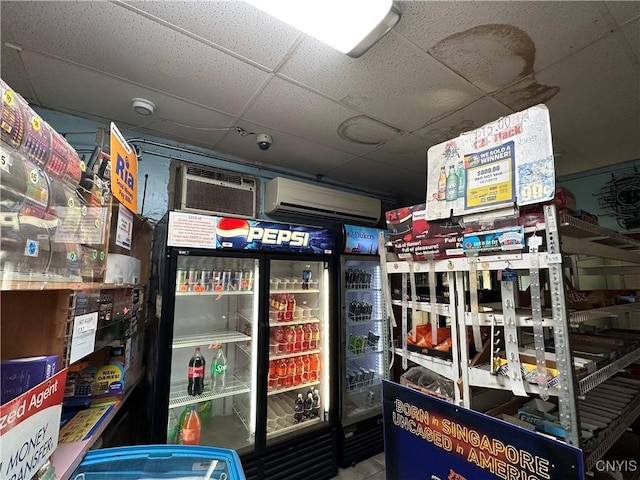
left=426, top=104, right=555, bottom=220
left=382, top=381, right=584, bottom=480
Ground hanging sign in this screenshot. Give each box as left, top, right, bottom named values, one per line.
left=167, top=211, right=217, bottom=249
left=0, top=369, right=68, bottom=480
left=382, top=381, right=584, bottom=480
left=426, top=104, right=555, bottom=220
left=110, top=122, right=138, bottom=213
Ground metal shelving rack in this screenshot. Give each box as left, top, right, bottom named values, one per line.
left=383, top=204, right=640, bottom=472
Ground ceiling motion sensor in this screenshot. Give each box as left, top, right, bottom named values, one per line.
left=256, top=133, right=272, bottom=151
left=132, top=98, right=155, bottom=115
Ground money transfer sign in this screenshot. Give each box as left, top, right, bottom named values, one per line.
left=110, top=122, right=138, bottom=213
left=426, top=104, right=554, bottom=220
left=382, top=381, right=584, bottom=480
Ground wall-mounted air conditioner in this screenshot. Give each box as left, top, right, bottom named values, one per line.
left=175, top=164, right=257, bottom=218
left=264, top=177, right=381, bottom=225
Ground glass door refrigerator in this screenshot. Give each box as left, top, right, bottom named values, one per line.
left=147, top=212, right=338, bottom=480
left=337, top=224, right=388, bottom=468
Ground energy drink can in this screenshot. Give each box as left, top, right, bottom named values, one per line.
left=232, top=270, right=243, bottom=290
left=242, top=270, right=254, bottom=291
left=187, top=268, right=197, bottom=291
left=211, top=270, right=222, bottom=291
left=176, top=269, right=187, bottom=292
left=222, top=270, right=232, bottom=290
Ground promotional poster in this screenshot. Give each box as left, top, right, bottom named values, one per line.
left=382, top=381, right=584, bottom=480
left=343, top=224, right=384, bottom=255
left=216, top=217, right=334, bottom=254
left=426, top=105, right=555, bottom=220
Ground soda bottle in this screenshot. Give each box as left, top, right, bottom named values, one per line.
left=180, top=405, right=201, bottom=445
left=310, top=323, right=320, bottom=350
left=188, top=347, right=205, bottom=395
left=285, top=357, right=295, bottom=387
left=268, top=360, right=278, bottom=390
left=303, top=324, right=312, bottom=351
left=311, top=389, right=321, bottom=418
left=301, top=266, right=312, bottom=290
left=285, top=326, right=295, bottom=353
left=176, top=406, right=190, bottom=444
left=294, top=356, right=304, bottom=385
left=166, top=409, right=179, bottom=444
left=211, top=347, right=227, bottom=394
left=276, top=359, right=287, bottom=388
left=294, top=393, right=304, bottom=423
left=277, top=294, right=287, bottom=322
left=273, top=326, right=286, bottom=353
left=294, top=324, right=304, bottom=352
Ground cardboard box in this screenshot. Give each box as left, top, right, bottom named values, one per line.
left=1, top=355, right=58, bottom=404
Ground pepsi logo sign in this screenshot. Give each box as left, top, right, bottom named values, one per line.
left=247, top=227, right=310, bottom=247
left=216, top=218, right=310, bottom=248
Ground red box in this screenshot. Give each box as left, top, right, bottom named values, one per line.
left=554, top=187, right=576, bottom=212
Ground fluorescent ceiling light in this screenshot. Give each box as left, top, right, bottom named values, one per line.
left=247, top=0, right=400, bottom=58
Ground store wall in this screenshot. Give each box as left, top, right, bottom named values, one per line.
left=558, top=158, right=640, bottom=233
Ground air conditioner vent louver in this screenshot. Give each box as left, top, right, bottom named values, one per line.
left=265, top=177, right=381, bottom=225
left=177, top=164, right=257, bottom=218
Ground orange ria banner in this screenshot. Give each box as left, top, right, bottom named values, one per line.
left=109, top=122, right=137, bottom=213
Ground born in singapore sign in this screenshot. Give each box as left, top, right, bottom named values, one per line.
left=382, top=381, right=584, bottom=480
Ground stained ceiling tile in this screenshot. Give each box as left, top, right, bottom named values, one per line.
left=0, top=46, right=37, bottom=105
left=362, top=133, right=432, bottom=174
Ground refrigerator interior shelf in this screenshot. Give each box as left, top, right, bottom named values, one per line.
left=266, top=416, right=322, bottom=438
left=232, top=401, right=251, bottom=432
left=346, top=286, right=381, bottom=292
left=269, top=318, right=320, bottom=327
left=347, top=377, right=382, bottom=395
left=271, top=349, right=321, bottom=361
left=393, top=347, right=455, bottom=380
left=270, top=288, right=320, bottom=294
left=169, top=378, right=251, bottom=409
left=346, top=318, right=383, bottom=326
left=176, top=290, right=254, bottom=297
left=236, top=343, right=252, bottom=357
left=172, top=331, right=251, bottom=349
left=268, top=380, right=320, bottom=396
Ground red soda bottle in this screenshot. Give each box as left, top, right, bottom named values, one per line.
left=296, top=356, right=305, bottom=384
left=285, top=327, right=295, bottom=353
left=187, top=347, right=205, bottom=395
left=311, top=323, right=320, bottom=350
left=180, top=405, right=201, bottom=445
left=285, top=357, right=295, bottom=387
left=302, top=355, right=311, bottom=383
left=309, top=354, right=320, bottom=381
left=273, top=326, right=286, bottom=353
left=268, top=361, right=278, bottom=390
left=278, top=294, right=287, bottom=322
left=277, top=359, right=287, bottom=388
left=303, top=324, right=312, bottom=351
left=294, top=325, right=304, bottom=353
left=285, top=294, right=296, bottom=321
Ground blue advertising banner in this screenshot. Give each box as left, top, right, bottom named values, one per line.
left=344, top=224, right=385, bottom=255
left=382, top=381, right=584, bottom=480
left=215, top=217, right=334, bottom=254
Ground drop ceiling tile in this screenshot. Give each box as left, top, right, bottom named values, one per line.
left=243, top=77, right=399, bottom=156
left=620, top=18, right=640, bottom=62
left=396, top=1, right=616, bottom=90
left=0, top=1, right=268, bottom=115
left=215, top=123, right=354, bottom=177
left=363, top=133, right=432, bottom=174
left=324, top=157, right=426, bottom=202
left=17, top=51, right=237, bottom=149
left=116, top=0, right=299, bottom=70
left=414, top=97, right=513, bottom=145
left=278, top=30, right=484, bottom=132
left=502, top=29, right=639, bottom=144
left=605, top=1, right=640, bottom=26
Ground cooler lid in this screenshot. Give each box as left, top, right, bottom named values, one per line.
left=71, top=445, right=246, bottom=480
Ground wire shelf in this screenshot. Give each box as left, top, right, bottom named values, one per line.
left=168, top=378, right=250, bottom=409
left=172, top=331, right=251, bottom=349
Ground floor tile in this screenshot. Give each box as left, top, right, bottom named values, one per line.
left=337, top=466, right=367, bottom=480
left=354, top=458, right=384, bottom=477
left=372, top=452, right=386, bottom=467
left=367, top=471, right=386, bottom=480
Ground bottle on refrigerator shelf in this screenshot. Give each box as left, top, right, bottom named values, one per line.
left=180, top=405, right=201, bottom=445
left=285, top=357, right=296, bottom=387
left=303, top=323, right=312, bottom=351
left=272, top=326, right=286, bottom=353
left=268, top=361, right=278, bottom=390
left=294, top=393, right=304, bottom=423
left=188, top=347, right=206, bottom=396
left=285, top=294, right=296, bottom=321
left=304, top=391, right=313, bottom=418
left=167, top=409, right=179, bottom=444
left=310, top=323, right=320, bottom=350
left=294, top=324, right=304, bottom=352
left=302, top=355, right=311, bottom=382
left=176, top=406, right=190, bottom=444
left=285, top=327, right=295, bottom=353
left=311, top=389, right=321, bottom=418
left=301, top=266, right=312, bottom=290
left=211, top=347, right=227, bottom=394
left=276, top=359, right=287, bottom=388
left=294, top=356, right=304, bottom=385
left=309, top=354, right=320, bottom=381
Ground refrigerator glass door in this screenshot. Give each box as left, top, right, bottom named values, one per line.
left=266, top=259, right=329, bottom=443
left=168, top=255, right=259, bottom=451
left=342, top=258, right=385, bottom=425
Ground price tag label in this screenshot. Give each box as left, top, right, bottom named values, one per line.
left=547, top=253, right=562, bottom=264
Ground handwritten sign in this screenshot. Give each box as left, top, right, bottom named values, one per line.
left=0, top=369, right=68, bottom=480
left=69, top=312, right=99, bottom=364
left=167, top=211, right=217, bottom=249
left=110, top=122, right=137, bottom=213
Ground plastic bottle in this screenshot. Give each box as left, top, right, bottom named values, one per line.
left=211, top=347, right=227, bottom=394
left=180, top=405, right=201, bottom=445
left=277, top=294, right=287, bottom=322
left=176, top=406, right=190, bottom=444
left=285, top=357, right=296, bottom=387
left=272, top=326, right=285, bottom=353
left=301, top=266, right=312, bottom=290
left=294, top=356, right=304, bottom=385
left=302, top=355, right=311, bottom=383
left=303, top=324, right=313, bottom=351
left=311, top=389, right=321, bottom=418
left=167, top=409, right=179, bottom=444
left=188, top=347, right=205, bottom=396
left=285, top=294, right=296, bottom=321
left=309, top=354, right=320, bottom=381
left=276, top=359, right=287, bottom=388
left=285, top=327, right=295, bottom=353
left=294, top=393, right=304, bottom=423
left=268, top=360, right=278, bottom=390
left=310, top=323, right=320, bottom=350
left=294, top=324, right=304, bottom=353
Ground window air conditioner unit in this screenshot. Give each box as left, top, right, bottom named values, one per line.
left=176, top=164, right=257, bottom=218
left=264, top=177, right=381, bottom=225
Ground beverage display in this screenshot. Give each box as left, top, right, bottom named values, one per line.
left=180, top=405, right=201, bottom=445
left=188, top=346, right=206, bottom=395
left=211, top=346, right=227, bottom=394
